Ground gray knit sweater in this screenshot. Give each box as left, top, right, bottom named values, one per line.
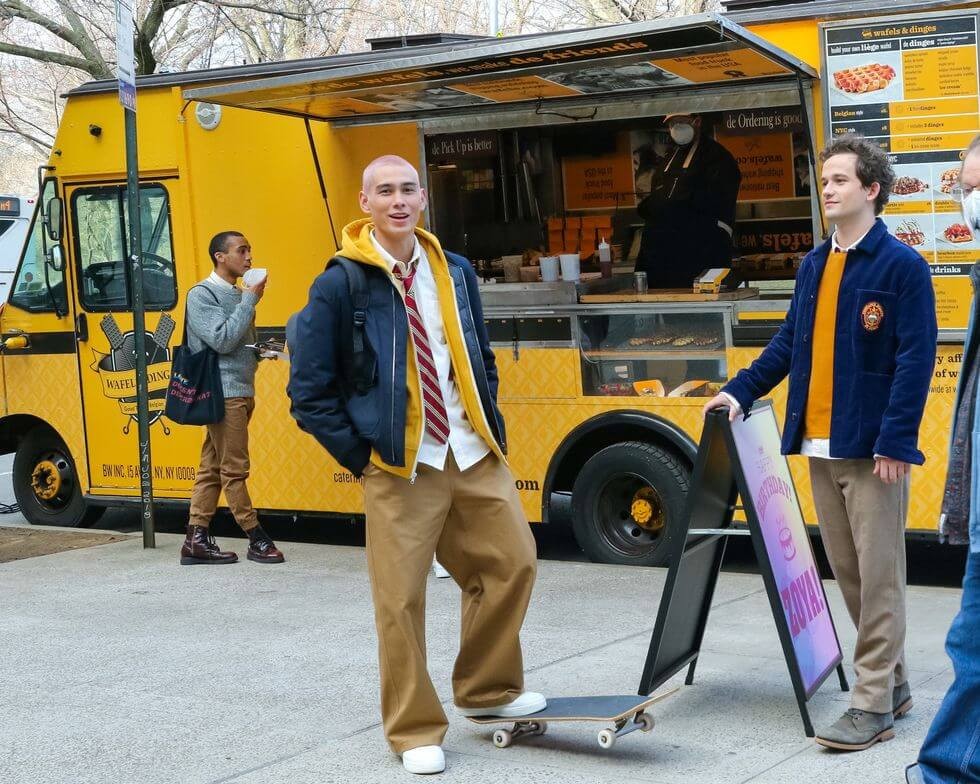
left=185, top=279, right=258, bottom=398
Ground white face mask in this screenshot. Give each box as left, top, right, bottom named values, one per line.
left=962, top=189, right=980, bottom=236
left=669, top=123, right=695, bottom=145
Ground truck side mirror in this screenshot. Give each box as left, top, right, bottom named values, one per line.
left=46, top=243, right=65, bottom=273
left=43, top=196, right=63, bottom=242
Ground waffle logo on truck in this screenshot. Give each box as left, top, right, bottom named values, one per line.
left=90, top=313, right=175, bottom=432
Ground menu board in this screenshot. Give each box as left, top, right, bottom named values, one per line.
left=824, top=12, right=980, bottom=329
left=731, top=404, right=843, bottom=695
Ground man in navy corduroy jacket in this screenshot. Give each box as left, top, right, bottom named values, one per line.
left=705, top=134, right=937, bottom=751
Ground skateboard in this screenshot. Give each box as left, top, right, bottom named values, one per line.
left=465, top=688, right=677, bottom=749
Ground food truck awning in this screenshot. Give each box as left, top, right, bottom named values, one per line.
left=183, top=14, right=818, bottom=125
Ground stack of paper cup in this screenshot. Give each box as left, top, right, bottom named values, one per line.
left=539, top=256, right=560, bottom=282
left=559, top=253, right=580, bottom=282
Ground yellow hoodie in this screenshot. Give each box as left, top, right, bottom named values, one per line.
left=335, top=219, right=505, bottom=478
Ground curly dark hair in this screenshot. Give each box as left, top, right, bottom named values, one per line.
left=819, top=134, right=895, bottom=215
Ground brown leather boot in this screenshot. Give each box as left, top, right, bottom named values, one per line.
left=179, top=525, right=239, bottom=565
left=246, top=524, right=285, bottom=564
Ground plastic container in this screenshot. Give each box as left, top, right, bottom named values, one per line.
left=559, top=253, right=581, bottom=282
left=242, top=267, right=267, bottom=287
left=539, top=256, right=560, bottom=282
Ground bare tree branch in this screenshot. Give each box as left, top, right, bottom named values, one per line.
left=54, top=0, right=109, bottom=72
left=0, top=41, right=97, bottom=73
left=212, top=1, right=305, bottom=21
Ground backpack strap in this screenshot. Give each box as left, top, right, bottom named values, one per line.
left=330, top=256, right=375, bottom=394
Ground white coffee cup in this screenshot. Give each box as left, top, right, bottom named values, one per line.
left=559, top=253, right=580, bottom=282
left=539, top=256, right=560, bottom=282
left=242, top=267, right=267, bottom=287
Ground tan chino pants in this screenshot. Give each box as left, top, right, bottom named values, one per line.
left=362, top=451, right=538, bottom=753
left=808, top=457, right=909, bottom=714
left=188, top=396, right=259, bottom=532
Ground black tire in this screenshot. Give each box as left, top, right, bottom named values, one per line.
left=571, top=441, right=690, bottom=567
left=12, top=426, right=105, bottom=528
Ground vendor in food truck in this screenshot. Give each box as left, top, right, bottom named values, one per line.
left=635, top=113, right=741, bottom=288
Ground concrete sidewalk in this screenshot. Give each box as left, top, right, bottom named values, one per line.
left=0, top=530, right=960, bottom=784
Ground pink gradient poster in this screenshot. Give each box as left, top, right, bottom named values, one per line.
left=731, top=405, right=842, bottom=693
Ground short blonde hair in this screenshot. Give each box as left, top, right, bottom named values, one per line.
left=362, top=155, right=418, bottom=192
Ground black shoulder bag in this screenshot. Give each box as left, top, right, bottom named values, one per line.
left=164, top=285, right=225, bottom=425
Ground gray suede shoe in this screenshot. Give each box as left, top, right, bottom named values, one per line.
left=893, top=682, right=913, bottom=719
left=815, top=708, right=895, bottom=751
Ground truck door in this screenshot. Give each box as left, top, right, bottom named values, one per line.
left=68, top=181, right=197, bottom=493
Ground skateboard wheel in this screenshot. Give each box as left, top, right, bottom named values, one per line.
left=637, top=713, right=655, bottom=732
left=493, top=729, right=512, bottom=748
left=598, top=729, right=616, bottom=749
left=532, top=721, right=548, bottom=736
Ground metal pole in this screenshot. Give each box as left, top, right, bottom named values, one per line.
left=490, top=0, right=499, bottom=36
left=124, top=106, right=156, bottom=548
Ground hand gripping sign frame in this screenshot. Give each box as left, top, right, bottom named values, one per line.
left=639, top=403, right=848, bottom=737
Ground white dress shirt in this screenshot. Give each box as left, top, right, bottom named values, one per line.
left=208, top=270, right=237, bottom=291
left=371, top=232, right=490, bottom=472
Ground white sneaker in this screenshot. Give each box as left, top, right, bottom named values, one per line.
left=457, top=691, right=547, bottom=718
left=401, top=745, right=445, bottom=774
left=433, top=558, right=450, bottom=579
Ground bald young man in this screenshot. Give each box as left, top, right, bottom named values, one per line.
left=288, top=156, right=543, bottom=775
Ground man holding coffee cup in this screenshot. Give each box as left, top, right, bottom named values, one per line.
left=178, top=230, right=285, bottom=566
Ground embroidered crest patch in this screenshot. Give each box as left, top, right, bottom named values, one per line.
left=861, top=301, right=884, bottom=332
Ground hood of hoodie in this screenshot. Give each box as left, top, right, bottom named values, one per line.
left=332, top=217, right=506, bottom=477
left=335, top=218, right=445, bottom=275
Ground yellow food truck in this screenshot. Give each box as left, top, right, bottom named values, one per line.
left=4, top=0, right=975, bottom=565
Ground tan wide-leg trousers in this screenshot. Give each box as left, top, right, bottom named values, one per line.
left=188, top=397, right=259, bottom=532
left=362, top=451, right=537, bottom=754
left=808, top=457, right=909, bottom=714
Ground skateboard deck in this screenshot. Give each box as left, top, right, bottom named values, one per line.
left=466, top=689, right=677, bottom=749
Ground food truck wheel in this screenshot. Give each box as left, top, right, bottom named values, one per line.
left=13, top=426, right=105, bottom=528
left=571, top=441, right=689, bottom=566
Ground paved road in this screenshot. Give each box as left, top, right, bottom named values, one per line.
left=0, top=527, right=961, bottom=784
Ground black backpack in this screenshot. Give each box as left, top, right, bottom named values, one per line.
left=287, top=256, right=376, bottom=394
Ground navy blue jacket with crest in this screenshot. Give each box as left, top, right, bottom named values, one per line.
left=723, top=218, right=937, bottom=464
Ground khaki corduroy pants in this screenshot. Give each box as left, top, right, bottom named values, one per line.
left=808, top=457, right=909, bottom=714
left=362, top=451, right=537, bottom=753
left=188, top=396, right=259, bottom=532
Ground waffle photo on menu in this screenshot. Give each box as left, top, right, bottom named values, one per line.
left=832, top=63, right=897, bottom=94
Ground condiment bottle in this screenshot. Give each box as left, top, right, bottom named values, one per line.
left=598, top=237, right=612, bottom=278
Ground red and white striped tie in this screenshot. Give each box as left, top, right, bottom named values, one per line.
left=395, top=263, right=450, bottom=445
